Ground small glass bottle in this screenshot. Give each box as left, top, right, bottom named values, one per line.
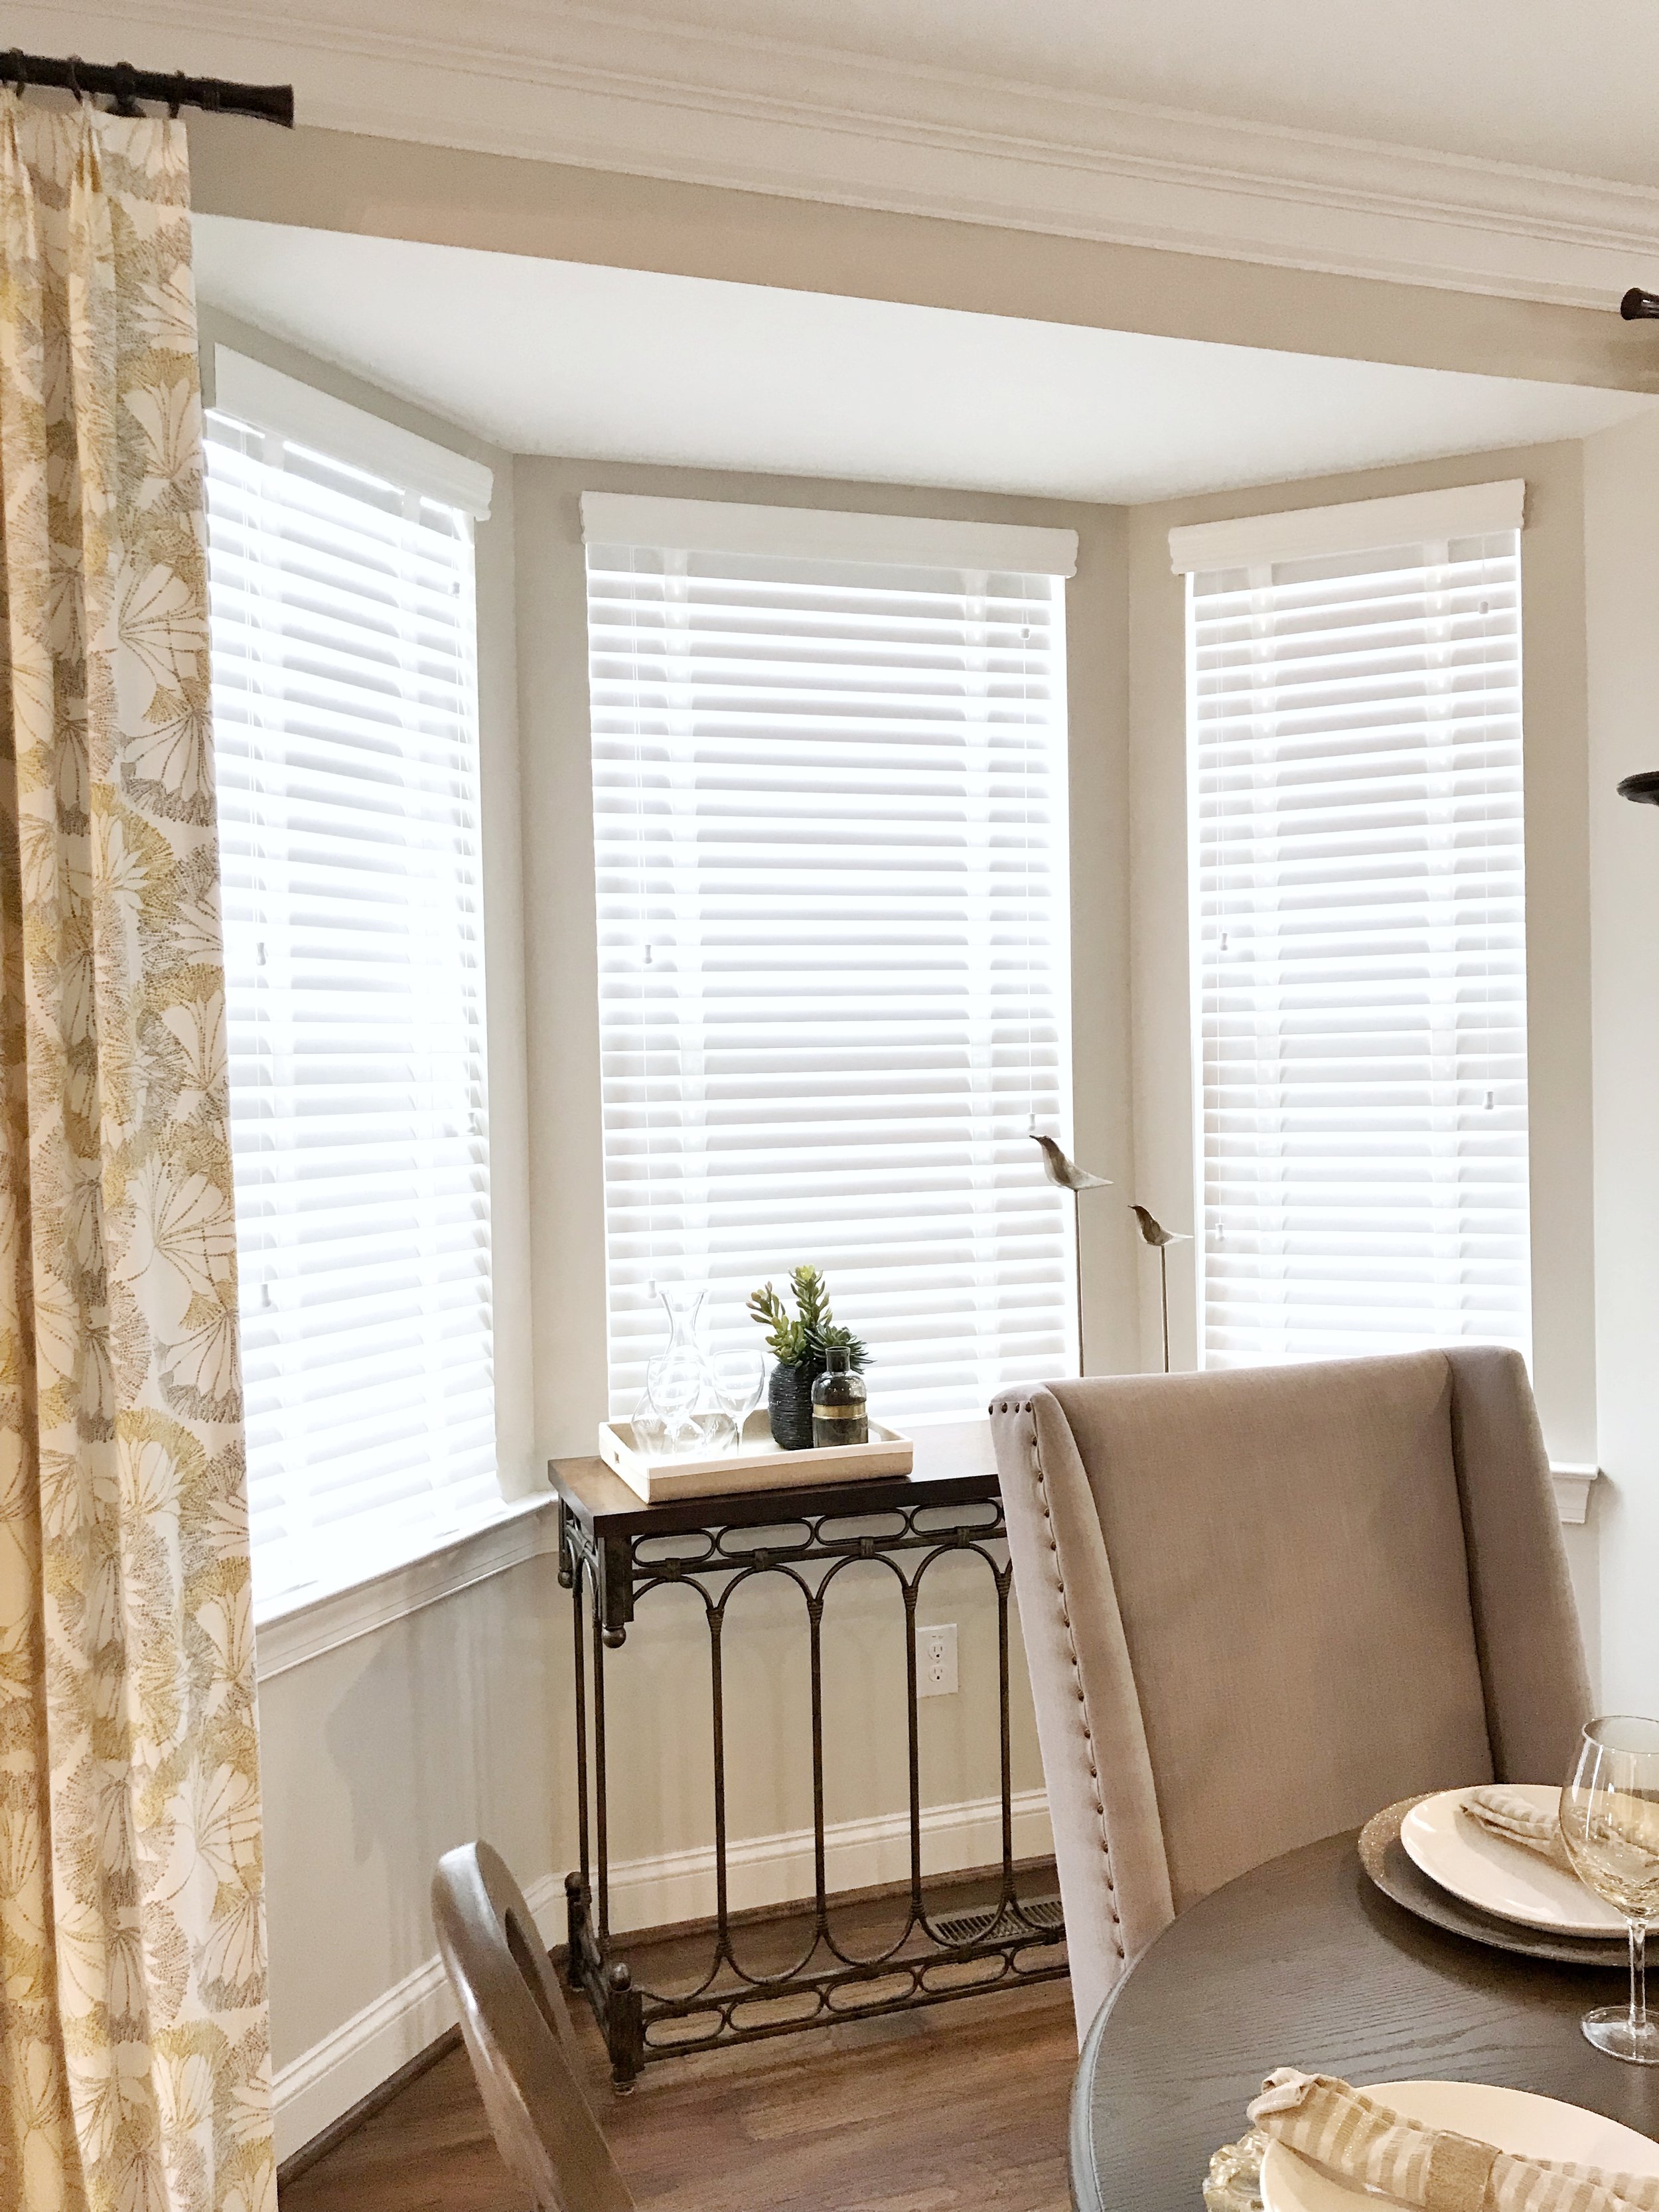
left=812, top=1345, right=868, bottom=1447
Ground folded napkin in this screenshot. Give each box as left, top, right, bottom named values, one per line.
left=1248, top=2071, right=1659, bottom=2212
left=1458, top=1787, right=1574, bottom=1872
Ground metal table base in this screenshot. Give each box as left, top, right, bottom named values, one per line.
left=549, top=1455, right=1068, bottom=2087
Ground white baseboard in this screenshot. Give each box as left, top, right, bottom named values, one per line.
left=604, top=1785, right=1052, bottom=1933
left=272, top=1787, right=1052, bottom=2166
left=273, top=1868, right=565, bottom=2165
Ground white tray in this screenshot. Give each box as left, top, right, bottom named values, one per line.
left=598, top=1412, right=914, bottom=1503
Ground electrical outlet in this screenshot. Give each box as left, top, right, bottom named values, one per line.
left=918, top=1623, right=958, bottom=1698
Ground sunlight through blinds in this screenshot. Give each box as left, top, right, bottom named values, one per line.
left=1185, top=508, right=1530, bottom=1369
left=585, top=507, right=1076, bottom=1421
left=205, top=413, right=498, bottom=1607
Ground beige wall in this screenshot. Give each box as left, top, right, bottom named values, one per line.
left=184, top=121, right=1659, bottom=397
left=259, top=1552, right=568, bottom=2065
left=1582, top=410, right=1659, bottom=1712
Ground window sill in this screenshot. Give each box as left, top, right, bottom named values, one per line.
left=253, top=1492, right=561, bottom=1681
left=250, top=1419, right=992, bottom=1682
left=1550, top=1464, right=1599, bottom=1526
left=249, top=1447, right=1594, bottom=1682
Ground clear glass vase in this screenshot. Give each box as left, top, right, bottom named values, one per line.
left=633, top=1284, right=728, bottom=1455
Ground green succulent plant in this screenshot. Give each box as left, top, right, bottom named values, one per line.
left=747, top=1264, right=869, bottom=1371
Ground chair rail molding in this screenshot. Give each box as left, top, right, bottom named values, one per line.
left=20, top=0, right=1659, bottom=311
left=253, top=1493, right=560, bottom=1679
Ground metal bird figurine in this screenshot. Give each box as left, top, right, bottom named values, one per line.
left=1029, top=1134, right=1111, bottom=1373
left=1129, top=1205, right=1192, bottom=1372
left=1031, top=1134, right=1112, bottom=1193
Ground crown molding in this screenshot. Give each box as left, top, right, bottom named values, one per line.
left=19, top=0, right=1659, bottom=309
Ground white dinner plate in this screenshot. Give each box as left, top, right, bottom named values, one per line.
left=1399, top=1785, right=1626, bottom=1937
left=1261, top=2080, right=1659, bottom=2212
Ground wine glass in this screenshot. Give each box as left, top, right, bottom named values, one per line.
left=711, top=1348, right=766, bottom=1449
left=645, top=1348, right=701, bottom=1453
left=1559, top=1713, right=1659, bottom=2064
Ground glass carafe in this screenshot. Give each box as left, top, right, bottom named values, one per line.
left=634, top=1284, right=725, bottom=1455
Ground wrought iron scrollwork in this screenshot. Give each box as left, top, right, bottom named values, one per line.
left=557, top=1491, right=1066, bottom=2084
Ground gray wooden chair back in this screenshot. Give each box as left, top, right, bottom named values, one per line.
left=432, top=1841, right=636, bottom=2212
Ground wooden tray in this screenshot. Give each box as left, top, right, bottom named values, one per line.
left=1358, top=1795, right=1628, bottom=1969
left=598, top=1412, right=914, bottom=1503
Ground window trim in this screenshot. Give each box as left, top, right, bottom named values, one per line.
left=253, top=1492, right=559, bottom=1678
left=1167, top=477, right=1527, bottom=574
left=579, top=490, right=1078, bottom=573
left=211, top=346, right=494, bottom=518
left=583, top=508, right=1078, bottom=1422
left=1179, top=488, right=1532, bottom=1370
left=206, top=346, right=526, bottom=1625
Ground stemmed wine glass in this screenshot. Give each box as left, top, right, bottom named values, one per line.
left=711, top=1348, right=766, bottom=1449
left=1559, top=1714, right=1659, bottom=2065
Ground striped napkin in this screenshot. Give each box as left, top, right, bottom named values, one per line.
left=1459, top=1789, right=1574, bottom=1872
left=1247, top=2071, right=1659, bottom=2212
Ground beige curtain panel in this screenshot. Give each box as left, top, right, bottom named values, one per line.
left=0, top=93, right=271, bottom=2212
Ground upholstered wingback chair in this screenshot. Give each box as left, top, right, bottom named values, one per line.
left=990, top=1347, right=1590, bottom=2042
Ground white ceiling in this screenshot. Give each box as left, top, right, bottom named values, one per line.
left=192, top=218, right=1655, bottom=505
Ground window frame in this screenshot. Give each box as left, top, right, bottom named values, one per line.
left=580, top=493, right=1083, bottom=1430
left=204, top=349, right=539, bottom=1640
left=1175, top=480, right=1533, bottom=1372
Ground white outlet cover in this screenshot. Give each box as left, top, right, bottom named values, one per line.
left=918, top=1624, right=958, bottom=1696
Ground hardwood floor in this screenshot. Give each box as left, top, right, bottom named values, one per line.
left=279, top=1973, right=1078, bottom=2212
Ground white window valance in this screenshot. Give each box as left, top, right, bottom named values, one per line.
left=581, top=491, right=1078, bottom=577
left=1168, top=478, right=1526, bottom=575
left=212, top=346, right=494, bottom=520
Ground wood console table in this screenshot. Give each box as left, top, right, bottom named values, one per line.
left=548, top=1454, right=1067, bottom=2086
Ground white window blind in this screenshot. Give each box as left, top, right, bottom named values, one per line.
left=585, top=509, right=1076, bottom=1420
left=204, top=407, right=498, bottom=1608
left=1187, top=508, right=1530, bottom=1368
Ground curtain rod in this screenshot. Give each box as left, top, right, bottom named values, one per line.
left=4, top=50, right=293, bottom=127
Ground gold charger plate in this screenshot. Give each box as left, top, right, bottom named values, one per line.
left=1358, top=1795, right=1627, bottom=1969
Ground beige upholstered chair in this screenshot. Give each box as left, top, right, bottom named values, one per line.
left=990, top=1347, right=1591, bottom=2043
left=433, top=1840, right=635, bottom=2212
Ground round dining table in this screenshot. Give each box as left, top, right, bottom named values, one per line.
left=1072, top=1829, right=1659, bottom=2212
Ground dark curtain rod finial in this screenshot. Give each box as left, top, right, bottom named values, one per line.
left=3, top=49, right=292, bottom=127
left=1618, top=771, right=1659, bottom=805
left=1622, top=287, right=1659, bottom=321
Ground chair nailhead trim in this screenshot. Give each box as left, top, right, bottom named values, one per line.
left=1023, top=1410, right=1123, bottom=1956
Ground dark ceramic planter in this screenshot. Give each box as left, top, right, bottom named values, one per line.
left=768, top=1361, right=820, bottom=1450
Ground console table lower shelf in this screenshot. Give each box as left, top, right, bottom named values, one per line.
left=549, top=1454, right=1069, bottom=2087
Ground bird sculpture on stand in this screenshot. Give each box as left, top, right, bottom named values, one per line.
left=1030, top=1134, right=1110, bottom=1376
left=1129, top=1205, right=1192, bottom=1373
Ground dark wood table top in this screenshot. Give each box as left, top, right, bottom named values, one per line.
left=1073, top=1829, right=1659, bottom=2212
left=547, top=1452, right=1003, bottom=1539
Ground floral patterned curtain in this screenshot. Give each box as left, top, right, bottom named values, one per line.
left=0, top=92, right=271, bottom=2212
